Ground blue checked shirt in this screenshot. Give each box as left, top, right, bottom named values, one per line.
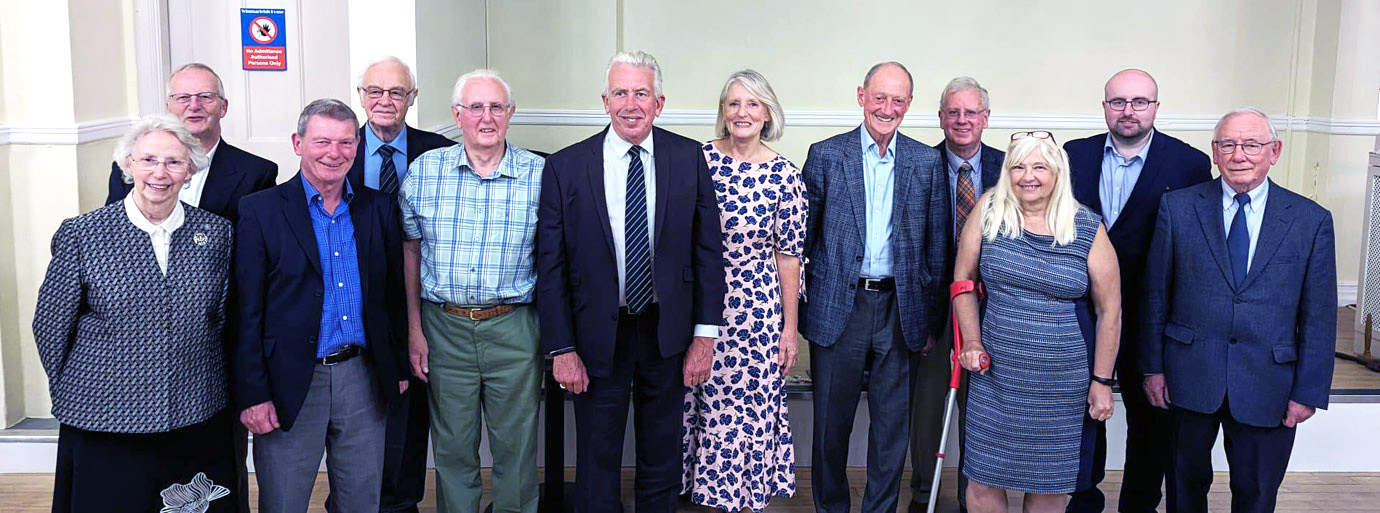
left=400, top=143, right=544, bottom=306
left=303, top=178, right=367, bottom=358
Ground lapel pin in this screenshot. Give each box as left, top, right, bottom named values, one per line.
left=194, top=232, right=208, bottom=246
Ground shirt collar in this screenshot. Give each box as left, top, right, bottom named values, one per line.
left=860, top=125, right=895, bottom=160
left=123, top=194, right=186, bottom=234
left=1103, top=129, right=1155, bottom=163
left=301, top=175, right=354, bottom=205
left=1221, top=178, right=1269, bottom=212
left=456, top=143, right=518, bottom=178
left=605, top=126, right=655, bottom=159
left=364, top=123, right=408, bottom=158
left=945, top=143, right=980, bottom=172
left=204, top=139, right=221, bottom=169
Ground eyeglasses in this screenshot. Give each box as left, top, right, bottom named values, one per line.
left=941, top=108, right=988, bottom=120
left=1011, top=131, right=1056, bottom=144
left=1104, top=98, right=1158, bottom=111
left=1212, top=139, right=1274, bottom=156
left=457, top=103, right=512, bottom=117
left=360, top=87, right=415, bottom=101
left=131, top=156, right=191, bottom=173
left=168, top=92, right=222, bottom=105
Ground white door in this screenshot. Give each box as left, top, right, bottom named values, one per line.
left=166, top=1, right=353, bottom=179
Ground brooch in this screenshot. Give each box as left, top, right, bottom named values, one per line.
left=193, top=232, right=208, bottom=246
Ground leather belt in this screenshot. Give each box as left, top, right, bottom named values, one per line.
left=320, top=345, right=361, bottom=365
left=859, top=277, right=895, bottom=292
left=441, top=302, right=522, bottom=321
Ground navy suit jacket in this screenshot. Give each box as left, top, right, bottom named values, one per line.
left=232, top=174, right=408, bottom=431
left=107, top=139, right=279, bottom=224
left=801, top=128, right=950, bottom=351
left=1066, top=131, right=1212, bottom=368
left=346, top=124, right=455, bottom=189
left=934, top=141, right=1002, bottom=258
left=535, top=126, right=726, bottom=377
left=1142, top=179, right=1336, bottom=427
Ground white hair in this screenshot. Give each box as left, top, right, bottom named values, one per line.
left=451, top=69, right=514, bottom=107
left=113, top=114, right=210, bottom=184
left=714, top=69, right=785, bottom=142
left=1214, top=106, right=1279, bottom=141
left=356, top=56, right=417, bottom=90
left=603, top=51, right=663, bottom=97
left=168, top=63, right=225, bottom=98
left=939, top=76, right=990, bottom=111
left=981, top=136, right=1080, bottom=246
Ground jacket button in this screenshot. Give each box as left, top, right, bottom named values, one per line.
left=610, top=313, right=617, bottom=321
left=316, top=289, right=324, bottom=297
left=856, top=255, right=863, bottom=262
left=1229, top=338, right=1237, bottom=345
left=309, top=335, right=318, bottom=343
left=849, top=283, right=857, bottom=290
left=1233, top=296, right=1243, bottom=304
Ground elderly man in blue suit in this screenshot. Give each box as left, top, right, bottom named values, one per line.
left=909, top=76, right=1002, bottom=513
left=1142, top=107, right=1336, bottom=513
left=801, top=61, right=949, bottom=513
left=1065, top=69, right=1213, bottom=513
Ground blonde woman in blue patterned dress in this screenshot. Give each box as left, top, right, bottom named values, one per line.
left=950, top=132, right=1121, bottom=513
left=681, top=70, right=806, bottom=512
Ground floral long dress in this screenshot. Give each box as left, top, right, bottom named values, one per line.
left=681, top=142, right=808, bottom=512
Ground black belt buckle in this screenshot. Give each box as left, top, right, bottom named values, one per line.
left=860, top=277, right=893, bottom=292
left=320, top=345, right=360, bottom=366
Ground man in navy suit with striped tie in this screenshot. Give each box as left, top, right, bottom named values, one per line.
left=535, top=51, right=725, bottom=513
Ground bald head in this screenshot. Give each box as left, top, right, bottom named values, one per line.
left=1102, top=69, right=1160, bottom=144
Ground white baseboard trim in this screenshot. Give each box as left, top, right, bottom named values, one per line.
left=1340, top=281, right=1359, bottom=307
left=0, top=118, right=136, bottom=145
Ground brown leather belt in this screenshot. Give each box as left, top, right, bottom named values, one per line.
left=440, top=302, right=522, bottom=321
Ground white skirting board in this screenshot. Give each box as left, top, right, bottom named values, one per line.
left=3, top=395, right=1378, bottom=474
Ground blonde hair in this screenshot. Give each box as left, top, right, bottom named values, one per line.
left=714, top=69, right=785, bottom=142
left=981, top=135, right=1080, bottom=245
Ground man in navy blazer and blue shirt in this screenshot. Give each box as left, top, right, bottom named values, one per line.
left=234, top=99, right=410, bottom=513
left=1142, top=107, right=1335, bottom=513
left=346, top=56, right=455, bottom=513
left=909, top=76, right=1003, bottom=513
left=801, top=62, right=949, bottom=513
left=1064, top=69, right=1212, bottom=513
left=535, top=51, right=725, bottom=513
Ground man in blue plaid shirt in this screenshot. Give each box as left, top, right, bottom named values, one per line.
left=398, top=69, right=544, bottom=513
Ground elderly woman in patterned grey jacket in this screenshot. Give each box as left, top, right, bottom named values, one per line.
left=33, top=114, right=241, bottom=513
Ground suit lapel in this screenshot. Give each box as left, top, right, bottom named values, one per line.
left=1112, top=134, right=1167, bottom=233
left=980, top=144, right=1002, bottom=189
left=198, top=140, right=240, bottom=214
left=584, top=129, right=617, bottom=257
left=347, top=127, right=367, bottom=187
left=281, top=175, right=323, bottom=274
left=1192, top=180, right=1235, bottom=288
left=1238, top=181, right=1293, bottom=291
left=349, top=190, right=373, bottom=298
left=844, top=129, right=867, bottom=242
left=652, top=128, right=671, bottom=248
left=1073, top=140, right=1103, bottom=216
left=892, top=136, right=914, bottom=231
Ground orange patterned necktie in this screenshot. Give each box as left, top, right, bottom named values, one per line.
left=955, top=162, right=976, bottom=235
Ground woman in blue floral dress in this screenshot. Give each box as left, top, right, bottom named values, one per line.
left=682, top=70, right=807, bottom=512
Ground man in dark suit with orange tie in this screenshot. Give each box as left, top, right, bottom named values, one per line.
left=535, top=51, right=725, bottom=513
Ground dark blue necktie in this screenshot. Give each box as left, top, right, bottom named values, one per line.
left=1227, top=192, right=1251, bottom=286
left=378, top=144, right=399, bottom=195
left=624, top=146, right=654, bottom=314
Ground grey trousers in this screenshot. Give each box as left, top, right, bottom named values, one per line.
left=253, top=357, right=388, bottom=513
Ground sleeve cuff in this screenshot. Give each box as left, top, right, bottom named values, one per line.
left=548, top=346, right=577, bottom=357
left=693, top=324, right=719, bottom=339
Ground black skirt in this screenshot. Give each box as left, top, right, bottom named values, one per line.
left=52, top=408, right=240, bottom=513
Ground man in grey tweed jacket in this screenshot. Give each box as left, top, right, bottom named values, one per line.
left=801, top=62, right=951, bottom=513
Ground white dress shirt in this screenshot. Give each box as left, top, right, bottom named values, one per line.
left=601, top=130, right=718, bottom=339
left=1222, top=179, right=1269, bottom=270
left=123, top=194, right=186, bottom=275
left=179, top=140, right=218, bottom=207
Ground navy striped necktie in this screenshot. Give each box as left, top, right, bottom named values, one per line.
left=378, top=144, right=399, bottom=195
left=624, top=145, right=654, bottom=314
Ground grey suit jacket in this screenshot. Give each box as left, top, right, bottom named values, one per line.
left=33, top=203, right=234, bottom=433
left=801, top=127, right=950, bottom=351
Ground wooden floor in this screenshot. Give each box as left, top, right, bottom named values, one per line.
left=3, top=467, right=1377, bottom=512
left=1333, top=306, right=1380, bottom=390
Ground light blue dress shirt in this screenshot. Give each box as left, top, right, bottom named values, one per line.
left=302, top=178, right=366, bottom=358
left=946, top=144, right=984, bottom=237
left=1222, top=179, right=1269, bottom=270
left=363, top=123, right=409, bottom=189
left=1098, top=130, right=1153, bottom=227
left=860, top=127, right=895, bottom=278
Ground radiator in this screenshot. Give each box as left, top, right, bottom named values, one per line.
left=1357, top=151, right=1380, bottom=355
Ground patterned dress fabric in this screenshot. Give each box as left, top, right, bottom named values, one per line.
left=963, top=207, right=1101, bottom=494
left=682, top=143, right=807, bottom=512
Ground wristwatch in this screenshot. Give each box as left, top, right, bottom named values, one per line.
left=1090, top=374, right=1117, bottom=387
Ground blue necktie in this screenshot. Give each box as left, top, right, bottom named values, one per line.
left=1227, top=192, right=1251, bottom=286
left=624, top=146, right=654, bottom=314
left=378, top=144, right=399, bottom=195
